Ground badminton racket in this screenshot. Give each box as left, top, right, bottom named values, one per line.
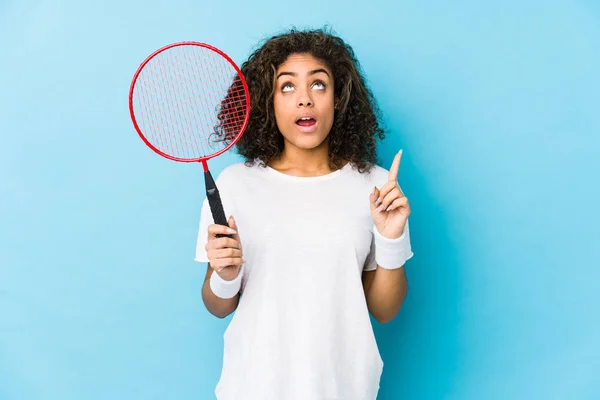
left=128, top=41, right=250, bottom=238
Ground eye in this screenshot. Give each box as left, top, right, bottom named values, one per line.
left=312, top=81, right=326, bottom=91
left=281, top=82, right=294, bottom=92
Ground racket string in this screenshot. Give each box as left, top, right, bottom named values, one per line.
left=131, top=43, right=248, bottom=161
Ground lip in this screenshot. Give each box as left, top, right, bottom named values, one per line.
left=295, top=113, right=317, bottom=123
left=295, top=119, right=318, bottom=133
left=295, top=114, right=318, bottom=133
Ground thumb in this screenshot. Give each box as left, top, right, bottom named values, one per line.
left=228, top=215, right=241, bottom=243
left=227, top=215, right=236, bottom=229
left=369, top=186, right=380, bottom=212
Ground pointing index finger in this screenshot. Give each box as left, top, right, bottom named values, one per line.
left=388, top=149, right=403, bottom=182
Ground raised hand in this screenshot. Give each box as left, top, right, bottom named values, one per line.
left=369, top=149, right=411, bottom=239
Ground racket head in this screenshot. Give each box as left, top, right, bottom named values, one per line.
left=128, top=41, right=250, bottom=163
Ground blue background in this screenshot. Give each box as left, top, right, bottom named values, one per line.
left=1, top=0, right=599, bottom=399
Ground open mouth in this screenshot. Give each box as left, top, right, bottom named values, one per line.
left=295, top=116, right=318, bottom=133
left=296, top=116, right=317, bottom=127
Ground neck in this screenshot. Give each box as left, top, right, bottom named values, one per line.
left=268, top=140, right=337, bottom=177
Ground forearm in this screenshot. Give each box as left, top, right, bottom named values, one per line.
left=201, top=267, right=240, bottom=319
left=366, top=265, right=408, bottom=324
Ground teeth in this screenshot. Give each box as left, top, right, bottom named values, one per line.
left=299, top=117, right=312, bottom=121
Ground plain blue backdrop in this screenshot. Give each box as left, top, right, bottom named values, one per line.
left=1, top=0, right=599, bottom=399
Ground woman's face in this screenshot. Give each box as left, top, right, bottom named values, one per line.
left=273, top=53, right=335, bottom=152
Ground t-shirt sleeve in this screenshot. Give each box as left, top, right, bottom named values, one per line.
left=363, top=219, right=414, bottom=271
left=363, top=233, right=377, bottom=271
left=194, top=197, right=213, bottom=263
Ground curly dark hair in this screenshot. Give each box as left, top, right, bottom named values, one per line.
left=216, top=27, right=387, bottom=174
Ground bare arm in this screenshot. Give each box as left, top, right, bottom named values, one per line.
left=201, top=215, right=244, bottom=319
left=202, top=263, right=240, bottom=319
left=362, top=265, right=408, bottom=324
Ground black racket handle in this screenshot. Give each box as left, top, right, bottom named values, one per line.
left=204, top=170, right=232, bottom=239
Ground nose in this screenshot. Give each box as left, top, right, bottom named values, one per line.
left=297, top=87, right=313, bottom=108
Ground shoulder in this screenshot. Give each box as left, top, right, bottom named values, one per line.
left=219, top=160, right=253, bottom=176
left=350, top=162, right=389, bottom=184
left=215, top=160, right=261, bottom=183
left=367, top=163, right=390, bottom=180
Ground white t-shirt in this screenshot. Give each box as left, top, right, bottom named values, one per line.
left=195, top=160, right=414, bottom=400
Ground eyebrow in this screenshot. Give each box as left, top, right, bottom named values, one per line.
left=276, top=68, right=330, bottom=79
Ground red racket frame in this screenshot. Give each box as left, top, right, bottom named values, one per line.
left=128, top=41, right=251, bottom=172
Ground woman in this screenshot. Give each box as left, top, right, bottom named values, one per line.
left=195, top=27, right=414, bottom=400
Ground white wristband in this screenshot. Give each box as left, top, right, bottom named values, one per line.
left=209, top=265, right=244, bottom=299
left=372, top=224, right=412, bottom=270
